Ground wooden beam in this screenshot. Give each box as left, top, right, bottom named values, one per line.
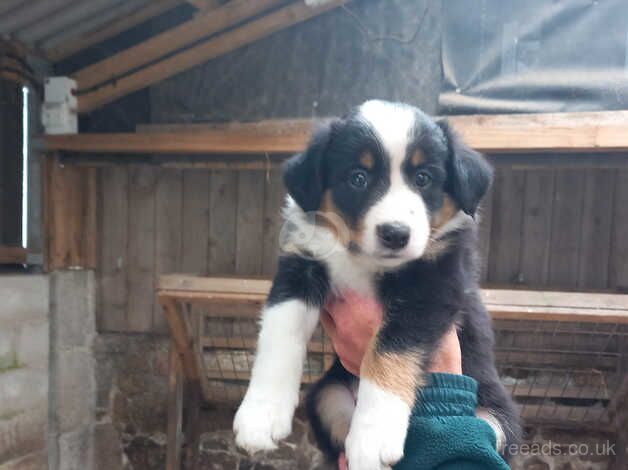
left=159, top=274, right=272, bottom=294
left=45, top=127, right=311, bottom=154
left=157, top=275, right=628, bottom=324
left=0, top=245, right=26, bottom=264
left=42, top=154, right=97, bottom=270
left=45, top=0, right=184, bottom=62
left=76, top=0, right=346, bottom=112
left=47, top=111, right=628, bottom=156
left=186, top=0, right=225, bottom=10
left=73, top=0, right=287, bottom=91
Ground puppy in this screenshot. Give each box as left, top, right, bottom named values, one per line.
left=233, top=100, right=521, bottom=469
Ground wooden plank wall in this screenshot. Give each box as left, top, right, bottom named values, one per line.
left=97, top=164, right=628, bottom=334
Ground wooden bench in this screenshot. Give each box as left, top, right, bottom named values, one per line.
left=157, top=274, right=628, bottom=469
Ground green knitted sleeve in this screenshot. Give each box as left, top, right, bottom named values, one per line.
left=393, top=373, right=510, bottom=470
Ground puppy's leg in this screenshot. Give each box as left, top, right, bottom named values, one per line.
left=345, top=333, right=426, bottom=470
left=234, top=256, right=328, bottom=453
left=306, top=358, right=358, bottom=462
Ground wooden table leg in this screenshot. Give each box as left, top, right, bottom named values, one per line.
left=167, top=341, right=184, bottom=470
left=185, top=380, right=202, bottom=469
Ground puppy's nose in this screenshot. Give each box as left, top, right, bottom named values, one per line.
left=377, top=222, right=410, bottom=250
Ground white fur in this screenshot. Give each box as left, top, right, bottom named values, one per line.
left=361, top=186, right=431, bottom=267
left=233, top=299, right=319, bottom=452
left=359, top=100, right=415, bottom=165
left=281, top=196, right=376, bottom=294
left=359, top=101, right=432, bottom=266
left=345, top=379, right=411, bottom=470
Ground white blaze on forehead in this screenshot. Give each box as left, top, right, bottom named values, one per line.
left=358, top=100, right=417, bottom=174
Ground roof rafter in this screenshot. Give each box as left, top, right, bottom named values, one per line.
left=75, top=0, right=346, bottom=112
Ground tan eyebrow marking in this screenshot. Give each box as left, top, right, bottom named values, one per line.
left=410, top=149, right=425, bottom=166
left=360, top=151, right=375, bottom=169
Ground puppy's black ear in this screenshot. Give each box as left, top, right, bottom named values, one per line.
left=438, top=120, right=493, bottom=216
left=283, top=121, right=335, bottom=212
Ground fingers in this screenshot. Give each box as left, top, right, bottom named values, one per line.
left=339, top=452, right=348, bottom=470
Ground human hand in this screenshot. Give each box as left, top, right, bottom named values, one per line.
left=321, top=293, right=463, bottom=470
left=321, top=292, right=462, bottom=375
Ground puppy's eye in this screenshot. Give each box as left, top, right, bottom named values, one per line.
left=349, top=169, right=368, bottom=189
left=415, top=170, right=432, bottom=188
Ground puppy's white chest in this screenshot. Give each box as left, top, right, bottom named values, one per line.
left=325, top=251, right=376, bottom=297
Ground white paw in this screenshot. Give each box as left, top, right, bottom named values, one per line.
left=345, top=381, right=410, bottom=470
left=233, top=397, right=294, bottom=454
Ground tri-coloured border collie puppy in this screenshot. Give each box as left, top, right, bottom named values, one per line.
left=233, top=100, right=521, bottom=469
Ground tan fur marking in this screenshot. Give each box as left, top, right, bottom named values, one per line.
left=319, top=190, right=364, bottom=248
left=360, top=151, right=375, bottom=169
left=431, top=195, right=458, bottom=230
left=410, top=149, right=425, bottom=166
left=361, top=337, right=424, bottom=405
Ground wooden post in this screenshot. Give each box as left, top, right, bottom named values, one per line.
left=42, top=153, right=97, bottom=270
left=184, top=380, right=202, bottom=469
left=166, top=341, right=184, bottom=470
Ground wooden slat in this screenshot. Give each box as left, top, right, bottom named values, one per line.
left=609, top=170, right=628, bottom=290
left=45, top=0, right=184, bottom=62
left=261, top=170, right=285, bottom=276
left=154, top=170, right=183, bottom=333
left=74, top=0, right=286, bottom=91
left=548, top=170, right=585, bottom=288
left=208, top=171, right=237, bottom=274
left=98, top=166, right=129, bottom=331
left=481, top=289, right=628, bottom=311
left=519, top=169, right=554, bottom=286
left=0, top=245, right=26, bottom=264
left=180, top=170, right=211, bottom=273
left=159, top=274, right=271, bottom=295
left=76, top=0, right=346, bottom=112
left=487, top=168, right=525, bottom=284
left=578, top=170, right=615, bottom=289
left=126, top=167, right=157, bottom=332
left=235, top=171, right=265, bottom=275
left=43, top=154, right=97, bottom=270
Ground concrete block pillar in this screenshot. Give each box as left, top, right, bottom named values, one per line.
left=48, top=270, right=96, bottom=470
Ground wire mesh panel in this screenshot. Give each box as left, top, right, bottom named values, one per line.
left=158, top=276, right=628, bottom=432
left=495, top=319, right=628, bottom=430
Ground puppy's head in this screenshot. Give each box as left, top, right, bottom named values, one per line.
left=283, top=100, right=492, bottom=268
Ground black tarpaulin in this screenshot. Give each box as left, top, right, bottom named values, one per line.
left=440, top=0, right=628, bottom=114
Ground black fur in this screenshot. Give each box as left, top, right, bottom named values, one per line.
left=267, top=255, right=330, bottom=308
left=278, top=102, right=520, bottom=463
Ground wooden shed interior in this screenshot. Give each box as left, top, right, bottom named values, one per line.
left=0, top=1, right=627, bottom=469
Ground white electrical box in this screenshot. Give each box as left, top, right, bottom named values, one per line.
left=42, top=77, right=77, bottom=135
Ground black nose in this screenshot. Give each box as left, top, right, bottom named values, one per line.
left=377, top=222, right=410, bottom=250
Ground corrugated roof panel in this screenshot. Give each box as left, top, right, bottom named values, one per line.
left=16, top=0, right=129, bottom=44
left=40, top=0, right=151, bottom=51
left=0, top=0, right=182, bottom=59
left=0, top=0, right=79, bottom=35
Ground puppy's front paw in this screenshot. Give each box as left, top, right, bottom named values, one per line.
left=233, top=397, right=294, bottom=454
left=345, top=381, right=410, bottom=470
